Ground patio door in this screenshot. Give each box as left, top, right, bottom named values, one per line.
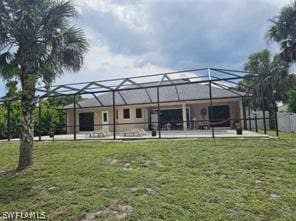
left=79, top=112, right=94, bottom=131
left=159, top=109, right=183, bottom=130
left=208, top=105, right=230, bottom=127
left=102, top=111, right=109, bottom=131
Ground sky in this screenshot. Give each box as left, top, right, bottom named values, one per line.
left=0, top=0, right=292, bottom=96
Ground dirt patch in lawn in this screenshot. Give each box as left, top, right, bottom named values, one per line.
left=82, top=200, right=133, bottom=220
left=129, top=183, right=160, bottom=198
left=122, top=162, right=133, bottom=171
left=141, top=159, right=164, bottom=168
left=110, top=159, right=119, bottom=165
left=107, top=156, right=164, bottom=170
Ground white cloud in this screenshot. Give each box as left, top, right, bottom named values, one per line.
left=75, top=0, right=150, bottom=32
left=0, top=0, right=294, bottom=96
left=28, top=0, right=296, bottom=87
left=263, top=0, right=292, bottom=7
left=55, top=28, right=175, bottom=85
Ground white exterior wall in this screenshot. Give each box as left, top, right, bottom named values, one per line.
left=66, top=98, right=243, bottom=133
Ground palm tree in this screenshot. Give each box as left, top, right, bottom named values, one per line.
left=240, top=50, right=290, bottom=129
left=0, top=0, right=88, bottom=170
left=268, top=1, right=296, bottom=63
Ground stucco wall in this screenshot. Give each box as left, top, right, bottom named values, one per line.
left=114, top=106, right=146, bottom=132
left=67, top=107, right=110, bottom=133
left=67, top=105, right=147, bottom=133
left=190, top=99, right=242, bottom=129
left=66, top=98, right=243, bottom=133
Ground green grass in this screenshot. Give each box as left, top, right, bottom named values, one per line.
left=0, top=134, right=296, bottom=221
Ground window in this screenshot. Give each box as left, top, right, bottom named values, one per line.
left=116, top=109, right=118, bottom=119
left=103, top=112, right=108, bottom=122
left=136, top=108, right=142, bottom=118
left=123, top=108, right=130, bottom=119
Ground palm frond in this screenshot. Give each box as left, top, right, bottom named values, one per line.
left=50, top=26, right=89, bottom=72
left=40, top=0, right=76, bottom=37
left=268, top=1, right=296, bottom=64
left=0, top=0, right=88, bottom=85
left=0, top=52, right=19, bottom=80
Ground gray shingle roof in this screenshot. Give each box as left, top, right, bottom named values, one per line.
left=64, top=80, right=244, bottom=109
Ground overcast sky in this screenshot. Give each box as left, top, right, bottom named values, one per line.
left=0, top=0, right=292, bottom=96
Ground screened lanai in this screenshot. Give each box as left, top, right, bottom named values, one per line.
left=0, top=67, right=279, bottom=141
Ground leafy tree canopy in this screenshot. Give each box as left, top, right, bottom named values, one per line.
left=268, top=1, right=296, bottom=63
left=288, top=85, right=296, bottom=112
left=0, top=0, right=88, bottom=83
left=240, top=49, right=291, bottom=104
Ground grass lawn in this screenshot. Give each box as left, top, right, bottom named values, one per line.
left=0, top=133, right=295, bottom=221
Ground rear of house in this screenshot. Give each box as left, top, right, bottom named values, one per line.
left=64, top=80, right=245, bottom=134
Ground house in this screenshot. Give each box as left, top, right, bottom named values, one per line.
left=64, top=79, right=245, bottom=134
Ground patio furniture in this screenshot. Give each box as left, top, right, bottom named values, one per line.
left=89, top=129, right=111, bottom=138
left=124, top=128, right=147, bottom=137
left=199, top=121, right=210, bottom=130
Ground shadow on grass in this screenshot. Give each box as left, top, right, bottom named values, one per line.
left=0, top=163, right=39, bottom=177
left=0, top=169, right=19, bottom=177
left=0, top=165, right=40, bottom=204
left=0, top=178, right=33, bottom=205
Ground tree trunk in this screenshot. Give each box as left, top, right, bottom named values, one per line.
left=17, top=75, right=37, bottom=171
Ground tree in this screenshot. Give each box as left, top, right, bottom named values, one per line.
left=268, top=1, right=296, bottom=63
left=0, top=105, right=7, bottom=139
left=267, top=0, right=296, bottom=115
left=0, top=0, right=88, bottom=170
left=288, top=85, right=296, bottom=112
left=0, top=81, right=21, bottom=139
left=240, top=50, right=290, bottom=128
left=0, top=102, right=21, bottom=139
left=34, top=99, right=64, bottom=136
left=33, top=96, right=83, bottom=136
left=241, top=50, right=290, bottom=101
left=0, top=98, right=68, bottom=140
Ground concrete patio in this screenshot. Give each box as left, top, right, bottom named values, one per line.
left=17, top=129, right=271, bottom=141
